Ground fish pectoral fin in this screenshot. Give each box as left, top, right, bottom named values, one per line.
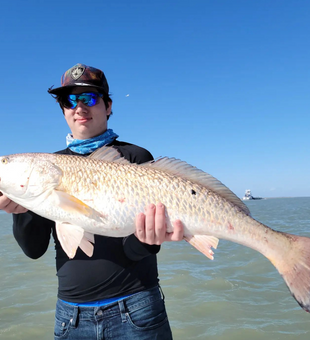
left=52, top=190, right=103, bottom=219
left=184, top=234, right=219, bottom=260
left=56, top=222, right=94, bottom=259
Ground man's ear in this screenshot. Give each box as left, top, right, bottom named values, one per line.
left=106, top=101, right=112, bottom=116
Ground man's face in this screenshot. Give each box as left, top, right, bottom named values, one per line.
left=62, top=87, right=111, bottom=140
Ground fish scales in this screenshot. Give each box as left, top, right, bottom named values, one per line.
left=55, top=154, right=279, bottom=253
left=1, top=147, right=310, bottom=312
left=15, top=153, right=286, bottom=250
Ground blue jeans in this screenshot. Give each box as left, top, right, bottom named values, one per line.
left=54, top=286, right=173, bottom=339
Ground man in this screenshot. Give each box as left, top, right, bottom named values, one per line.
left=0, top=63, right=184, bottom=339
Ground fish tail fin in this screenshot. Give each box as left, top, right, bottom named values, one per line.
left=270, top=232, right=310, bottom=312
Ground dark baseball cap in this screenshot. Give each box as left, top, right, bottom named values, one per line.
left=48, top=63, right=109, bottom=95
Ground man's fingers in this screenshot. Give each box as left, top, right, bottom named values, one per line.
left=144, top=204, right=156, bottom=244
left=135, top=212, right=146, bottom=243
left=4, top=201, right=24, bottom=214
left=13, top=205, right=28, bottom=214
left=135, top=203, right=183, bottom=245
left=154, top=203, right=166, bottom=245
left=165, top=219, right=184, bottom=242
left=0, top=194, right=12, bottom=211
left=0, top=194, right=28, bottom=214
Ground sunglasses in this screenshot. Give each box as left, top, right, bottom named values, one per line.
left=60, top=92, right=104, bottom=109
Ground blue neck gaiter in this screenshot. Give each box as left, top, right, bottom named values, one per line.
left=66, top=129, right=119, bottom=154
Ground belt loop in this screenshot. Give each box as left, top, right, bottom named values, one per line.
left=118, top=299, right=127, bottom=323
left=70, top=306, right=79, bottom=328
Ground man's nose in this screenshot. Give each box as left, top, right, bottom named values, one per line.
left=74, top=100, right=88, bottom=113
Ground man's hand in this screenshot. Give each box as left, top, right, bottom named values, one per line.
left=135, top=203, right=184, bottom=245
left=0, top=192, right=28, bottom=214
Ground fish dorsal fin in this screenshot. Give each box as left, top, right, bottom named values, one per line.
left=89, top=146, right=131, bottom=164
left=90, top=146, right=250, bottom=215
left=143, top=157, right=251, bottom=216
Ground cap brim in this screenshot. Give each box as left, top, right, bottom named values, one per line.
left=48, top=84, right=108, bottom=95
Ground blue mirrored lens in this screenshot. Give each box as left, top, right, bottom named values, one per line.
left=67, top=93, right=103, bottom=109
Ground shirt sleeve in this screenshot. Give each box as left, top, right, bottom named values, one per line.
left=123, top=234, right=160, bottom=261
left=12, top=211, right=53, bottom=259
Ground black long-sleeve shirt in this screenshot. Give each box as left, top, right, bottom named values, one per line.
left=13, top=140, right=160, bottom=303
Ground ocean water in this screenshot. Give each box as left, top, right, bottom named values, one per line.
left=0, top=197, right=310, bottom=340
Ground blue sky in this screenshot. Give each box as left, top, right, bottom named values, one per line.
left=1, top=0, right=309, bottom=198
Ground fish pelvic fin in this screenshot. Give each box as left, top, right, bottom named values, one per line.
left=269, top=232, right=310, bottom=313
left=56, top=222, right=94, bottom=259
left=184, top=234, right=219, bottom=260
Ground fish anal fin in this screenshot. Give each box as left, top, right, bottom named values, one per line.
left=184, top=234, right=219, bottom=260
left=79, top=237, right=94, bottom=257
left=56, top=222, right=94, bottom=259
left=84, top=232, right=95, bottom=244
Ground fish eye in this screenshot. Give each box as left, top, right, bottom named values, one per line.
left=1, top=157, right=8, bottom=164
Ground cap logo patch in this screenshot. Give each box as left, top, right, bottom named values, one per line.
left=70, top=65, right=85, bottom=80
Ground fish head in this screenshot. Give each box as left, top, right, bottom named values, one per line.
left=0, top=154, right=62, bottom=207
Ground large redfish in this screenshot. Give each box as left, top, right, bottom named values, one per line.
left=0, top=147, right=309, bottom=312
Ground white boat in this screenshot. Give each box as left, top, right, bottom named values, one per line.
left=242, top=190, right=262, bottom=201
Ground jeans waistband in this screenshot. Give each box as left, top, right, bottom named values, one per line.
left=56, top=286, right=164, bottom=325
left=61, top=293, right=133, bottom=307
